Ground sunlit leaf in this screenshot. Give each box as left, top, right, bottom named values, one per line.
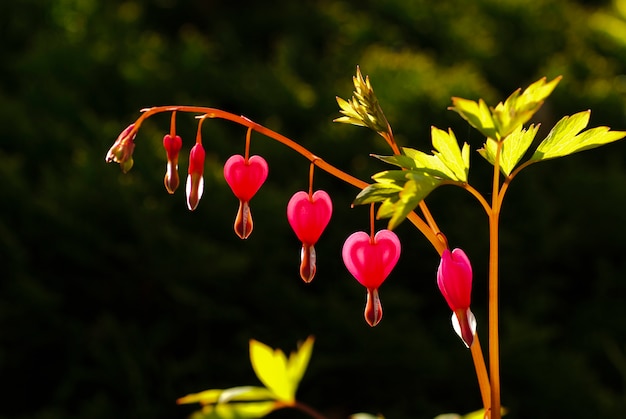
left=401, top=148, right=455, bottom=179
left=178, top=386, right=276, bottom=406
left=354, top=170, right=441, bottom=229
left=350, top=413, right=385, bottom=419
left=491, top=76, right=561, bottom=138
left=249, top=339, right=292, bottom=402
left=531, top=110, right=626, bottom=161
left=286, top=336, right=315, bottom=392
left=478, top=124, right=539, bottom=175
left=218, top=387, right=276, bottom=404
left=449, top=97, right=497, bottom=139
left=430, top=126, right=469, bottom=182
left=371, top=153, right=417, bottom=170
left=178, top=389, right=224, bottom=405
left=190, top=401, right=277, bottom=419
left=434, top=407, right=507, bottom=419
left=248, top=337, right=314, bottom=403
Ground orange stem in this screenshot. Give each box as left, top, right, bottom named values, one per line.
left=488, top=140, right=503, bottom=419
left=244, top=126, right=252, bottom=162
left=122, top=106, right=446, bottom=254
left=471, top=334, right=491, bottom=411
left=308, top=161, right=315, bottom=198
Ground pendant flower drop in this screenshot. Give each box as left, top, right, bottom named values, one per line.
left=287, top=190, right=333, bottom=283
left=163, top=134, right=182, bottom=194
left=223, top=155, right=269, bottom=239
left=437, top=248, right=476, bottom=348
left=342, top=230, right=401, bottom=326
left=105, top=123, right=136, bottom=173
left=186, top=143, right=206, bottom=211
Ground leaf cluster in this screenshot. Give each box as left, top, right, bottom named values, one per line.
left=178, top=337, right=315, bottom=418
left=352, top=75, right=626, bottom=229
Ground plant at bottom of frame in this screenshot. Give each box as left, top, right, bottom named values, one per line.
left=177, top=336, right=489, bottom=419
left=106, top=67, right=626, bottom=419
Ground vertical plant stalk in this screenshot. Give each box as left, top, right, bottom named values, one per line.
left=471, top=335, right=491, bottom=411
left=488, top=139, right=503, bottom=419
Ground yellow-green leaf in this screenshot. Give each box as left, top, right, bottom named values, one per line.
left=430, top=126, right=469, bottom=182
left=434, top=407, right=507, bottom=419
left=350, top=414, right=385, bottom=419
left=177, top=386, right=276, bottom=406
left=491, top=76, right=561, bottom=138
left=449, top=97, right=497, bottom=139
left=249, top=340, right=292, bottom=402
left=531, top=110, right=626, bottom=161
left=191, top=401, right=277, bottom=419
left=478, top=123, right=539, bottom=175
left=249, top=337, right=315, bottom=403
left=178, top=389, right=224, bottom=406
left=286, top=336, right=315, bottom=392
left=401, top=148, right=457, bottom=180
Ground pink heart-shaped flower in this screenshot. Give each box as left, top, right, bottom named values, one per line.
left=287, top=190, right=333, bottom=245
left=223, top=155, right=269, bottom=202
left=342, top=229, right=401, bottom=289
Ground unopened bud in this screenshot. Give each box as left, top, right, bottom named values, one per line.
left=105, top=124, right=137, bottom=173
left=185, top=143, right=205, bottom=210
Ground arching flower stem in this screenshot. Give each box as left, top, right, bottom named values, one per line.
left=118, top=105, right=446, bottom=254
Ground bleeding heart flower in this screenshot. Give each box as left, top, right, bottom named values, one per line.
left=437, top=248, right=476, bottom=348
left=223, top=155, right=269, bottom=239
left=163, top=134, right=182, bottom=194
left=342, top=229, right=401, bottom=326
left=224, top=155, right=269, bottom=202
left=186, top=143, right=205, bottom=211
left=105, top=123, right=136, bottom=173
left=287, top=190, right=333, bottom=282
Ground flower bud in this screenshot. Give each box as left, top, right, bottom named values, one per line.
left=185, top=143, right=205, bottom=211
left=437, top=248, right=476, bottom=347
left=105, top=124, right=136, bottom=173
left=163, top=134, right=183, bottom=194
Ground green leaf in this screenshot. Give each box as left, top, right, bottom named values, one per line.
left=401, top=148, right=456, bottom=179
left=249, top=340, right=292, bottom=402
left=531, top=110, right=626, bottom=161
left=350, top=414, right=385, bottom=419
left=353, top=169, right=441, bottom=230
left=448, top=97, right=497, bottom=139
left=286, top=336, right=314, bottom=391
left=249, top=336, right=314, bottom=403
left=491, top=76, right=561, bottom=138
left=178, top=386, right=276, bottom=406
left=371, top=153, right=417, bottom=170
left=478, top=123, right=539, bottom=175
left=353, top=183, right=404, bottom=205
left=190, top=401, right=277, bottom=419
left=430, top=126, right=469, bottom=182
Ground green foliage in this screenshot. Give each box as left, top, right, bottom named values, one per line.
left=248, top=336, right=314, bottom=403
left=434, top=408, right=506, bottom=419
left=353, top=75, right=626, bottom=231
left=478, top=124, right=539, bottom=176
left=335, top=66, right=391, bottom=134
left=179, top=337, right=356, bottom=419
left=531, top=111, right=626, bottom=162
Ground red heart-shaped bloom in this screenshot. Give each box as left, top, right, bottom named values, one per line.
left=342, top=229, right=401, bottom=289
left=287, top=190, right=333, bottom=245
left=223, top=155, right=269, bottom=202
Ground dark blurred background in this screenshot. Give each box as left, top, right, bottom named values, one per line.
left=1, top=0, right=626, bottom=418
